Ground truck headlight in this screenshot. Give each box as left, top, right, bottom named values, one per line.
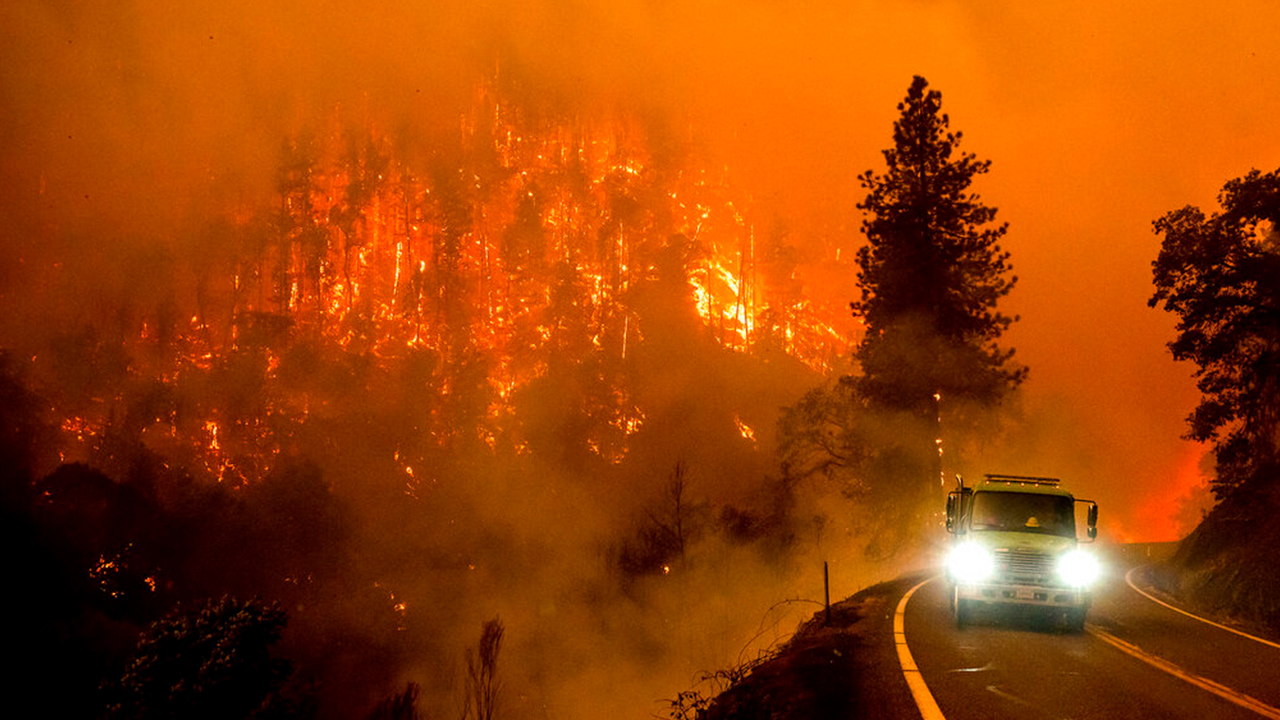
left=1058, top=549, right=1101, bottom=587
left=947, top=542, right=995, bottom=583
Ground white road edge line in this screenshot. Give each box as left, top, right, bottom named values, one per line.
left=1126, top=566, right=1280, bottom=651
left=895, top=576, right=946, bottom=720
left=1088, top=624, right=1280, bottom=720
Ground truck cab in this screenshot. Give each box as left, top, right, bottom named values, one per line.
left=945, top=474, right=1100, bottom=632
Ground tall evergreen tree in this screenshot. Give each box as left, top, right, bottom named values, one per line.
left=1151, top=168, right=1280, bottom=499
left=776, top=76, right=1025, bottom=557
left=853, top=76, right=1025, bottom=417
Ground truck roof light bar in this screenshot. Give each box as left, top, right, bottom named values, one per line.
left=982, top=474, right=1062, bottom=486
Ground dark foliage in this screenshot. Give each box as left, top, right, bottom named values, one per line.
left=612, top=463, right=710, bottom=578
left=366, top=683, right=422, bottom=720
left=853, top=75, right=1024, bottom=415
left=34, top=462, right=169, bottom=618
left=10, top=435, right=406, bottom=718
left=1151, top=168, right=1280, bottom=498
left=778, top=379, right=866, bottom=487
left=104, top=596, right=292, bottom=720
left=0, top=354, right=114, bottom=718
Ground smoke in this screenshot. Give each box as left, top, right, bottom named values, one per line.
left=1, top=0, right=926, bottom=270
left=8, top=1, right=1280, bottom=717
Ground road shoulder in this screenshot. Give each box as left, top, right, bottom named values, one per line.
left=696, top=574, right=926, bottom=720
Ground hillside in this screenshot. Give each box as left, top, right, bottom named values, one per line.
left=1150, top=483, right=1280, bottom=637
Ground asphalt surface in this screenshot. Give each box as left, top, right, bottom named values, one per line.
left=898, top=543, right=1280, bottom=720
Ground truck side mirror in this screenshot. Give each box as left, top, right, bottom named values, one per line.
left=946, top=493, right=957, bottom=533
left=1077, top=499, right=1098, bottom=542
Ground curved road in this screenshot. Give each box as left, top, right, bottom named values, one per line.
left=898, top=544, right=1280, bottom=720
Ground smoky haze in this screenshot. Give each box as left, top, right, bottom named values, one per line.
left=5, top=0, right=1280, bottom=716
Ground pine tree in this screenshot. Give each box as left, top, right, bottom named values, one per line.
left=853, top=76, right=1025, bottom=417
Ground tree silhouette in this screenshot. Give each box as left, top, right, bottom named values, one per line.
left=853, top=75, right=1024, bottom=416
left=461, top=618, right=504, bottom=720
left=1151, top=167, right=1280, bottom=498
left=367, top=682, right=422, bottom=720
left=779, top=76, right=1025, bottom=554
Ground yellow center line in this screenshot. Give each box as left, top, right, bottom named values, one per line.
left=895, top=576, right=947, bottom=720
left=1088, top=625, right=1280, bottom=720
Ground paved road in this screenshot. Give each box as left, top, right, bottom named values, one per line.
left=899, top=544, right=1280, bottom=720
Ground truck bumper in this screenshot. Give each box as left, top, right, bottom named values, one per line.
left=956, top=582, right=1090, bottom=609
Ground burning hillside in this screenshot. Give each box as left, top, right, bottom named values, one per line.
left=27, top=72, right=859, bottom=489
left=4, top=67, right=878, bottom=719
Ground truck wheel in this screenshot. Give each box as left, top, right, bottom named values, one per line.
left=955, top=593, right=972, bottom=629
left=1066, top=608, right=1086, bottom=634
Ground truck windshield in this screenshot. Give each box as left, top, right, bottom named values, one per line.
left=969, top=491, right=1076, bottom=538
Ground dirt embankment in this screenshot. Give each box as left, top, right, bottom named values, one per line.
left=691, top=576, right=921, bottom=720
left=1149, top=483, right=1280, bottom=638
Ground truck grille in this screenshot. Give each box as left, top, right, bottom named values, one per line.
left=993, top=547, right=1055, bottom=584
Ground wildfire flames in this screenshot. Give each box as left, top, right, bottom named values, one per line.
left=40, top=75, right=858, bottom=487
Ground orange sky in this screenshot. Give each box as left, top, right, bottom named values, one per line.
left=4, top=0, right=1279, bottom=540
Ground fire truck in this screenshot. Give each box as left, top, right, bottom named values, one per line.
left=944, top=474, right=1100, bottom=632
